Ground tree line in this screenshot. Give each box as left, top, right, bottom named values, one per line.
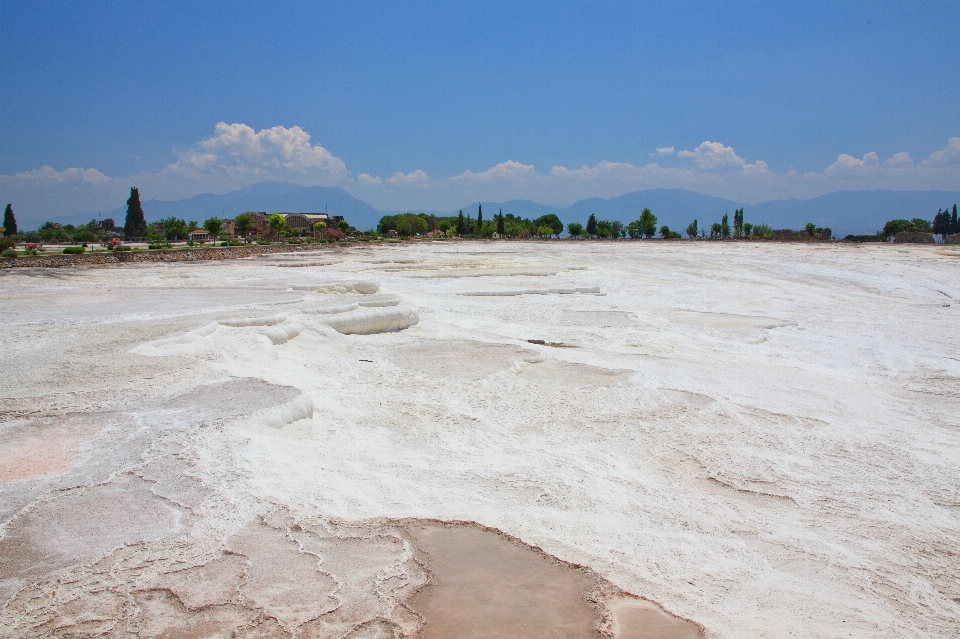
left=377, top=204, right=565, bottom=238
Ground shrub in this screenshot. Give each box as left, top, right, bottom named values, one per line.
left=1, top=248, right=16, bottom=258
left=0, top=236, right=16, bottom=251
left=257, top=239, right=271, bottom=245
left=63, top=246, right=85, bottom=254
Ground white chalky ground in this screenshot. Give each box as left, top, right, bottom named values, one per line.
left=1, top=241, right=958, bottom=638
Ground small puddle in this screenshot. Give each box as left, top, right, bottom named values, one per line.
left=406, top=523, right=598, bottom=638
left=405, top=522, right=702, bottom=639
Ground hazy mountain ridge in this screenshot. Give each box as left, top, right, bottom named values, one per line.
left=62, top=182, right=960, bottom=236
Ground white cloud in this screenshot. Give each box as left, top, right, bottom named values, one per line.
left=884, top=152, right=913, bottom=167
left=824, top=152, right=880, bottom=175
left=676, top=141, right=748, bottom=170
left=386, top=169, right=430, bottom=185
left=920, top=136, right=960, bottom=166
left=163, top=122, right=348, bottom=189
left=450, top=160, right=536, bottom=184
left=357, top=173, right=383, bottom=186
left=656, top=146, right=675, bottom=156
left=7, top=165, right=114, bottom=186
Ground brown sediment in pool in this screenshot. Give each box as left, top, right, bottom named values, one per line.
left=402, top=520, right=703, bottom=639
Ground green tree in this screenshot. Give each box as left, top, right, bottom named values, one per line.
left=752, top=223, right=772, bottom=239
left=626, top=220, right=642, bottom=239
left=497, top=210, right=505, bottom=235
left=477, top=204, right=483, bottom=237
left=314, top=221, right=327, bottom=238
left=910, top=218, right=931, bottom=232
left=710, top=222, right=723, bottom=239
left=533, top=214, right=564, bottom=238
left=338, top=219, right=350, bottom=234
left=595, top=220, right=612, bottom=238
left=610, top=220, right=624, bottom=238
left=268, top=213, right=289, bottom=239
left=733, top=208, right=744, bottom=238
left=743, top=222, right=753, bottom=236
left=686, top=219, right=698, bottom=238
left=73, top=226, right=97, bottom=243
left=805, top=222, right=824, bottom=237
left=586, top=213, right=598, bottom=237
left=3, top=204, right=17, bottom=236
left=160, top=217, right=189, bottom=241
left=567, top=222, right=584, bottom=238
left=952, top=204, right=958, bottom=234
left=881, top=219, right=913, bottom=238
left=38, top=223, right=68, bottom=242
left=124, top=187, right=147, bottom=240
left=457, top=210, right=466, bottom=235
left=235, top=213, right=254, bottom=238
left=638, top=208, right=657, bottom=238
left=721, top=214, right=731, bottom=239
left=203, top=217, right=224, bottom=240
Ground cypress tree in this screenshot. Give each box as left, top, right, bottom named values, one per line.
left=721, top=213, right=731, bottom=239
left=497, top=209, right=505, bottom=235
left=586, top=213, right=598, bottom=237
left=953, top=204, right=958, bottom=235
left=2, top=203, right=17, bottom=236
left=124, top=187, right=147, bottom=240
left=477, top=204, right=483, bottom=237
left=457, top=210, right=465, bottom=235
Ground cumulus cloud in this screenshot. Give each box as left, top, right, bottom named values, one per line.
left=357, top=173, right=383, bottom=186
left=7, top=165, right=114, bottom=186
left=450, top=160, right=536, bottom=184
left=164, top=122, right=348, bottom=188
left=920, top=136, right=960, bottom=166
left=676, top=141, right=749, bottom=170
left=386, top=169, right=430, bottom=185
left=656, top=146, right=675, bottom=156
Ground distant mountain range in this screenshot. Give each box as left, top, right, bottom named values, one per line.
left=69, top=181, right=960, bottom=236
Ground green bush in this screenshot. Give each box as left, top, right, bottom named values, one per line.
left=1, top=248, right=16, bottom=258
left=257, top=239, right=271, bottom=245
left=63, top=246, right=85, bottom=254
left=0, top=236, right=15, bottom=251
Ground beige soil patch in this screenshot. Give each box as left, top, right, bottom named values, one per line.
left=564, top=310, right=640, bottom=328
left=388, top=340, right=530, bottom=381
left=0, top=414, right=108, bottom=482
left=518, top=359, right=632, bottom=387
left=667, top=311, right=792, bottom=338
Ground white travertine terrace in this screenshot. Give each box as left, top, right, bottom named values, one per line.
left=1, top=241, right=958, bottom=638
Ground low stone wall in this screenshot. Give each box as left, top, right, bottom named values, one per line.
left=892, top=232, right=934, bottom=244
left=0, top=243, right=330, bottom=269
left=842, top=234, right=885, bottom=243
left=771, top=229, right=833, bottom=242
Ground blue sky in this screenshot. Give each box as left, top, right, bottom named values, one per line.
left=2, top=1, right=959, bottom=222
